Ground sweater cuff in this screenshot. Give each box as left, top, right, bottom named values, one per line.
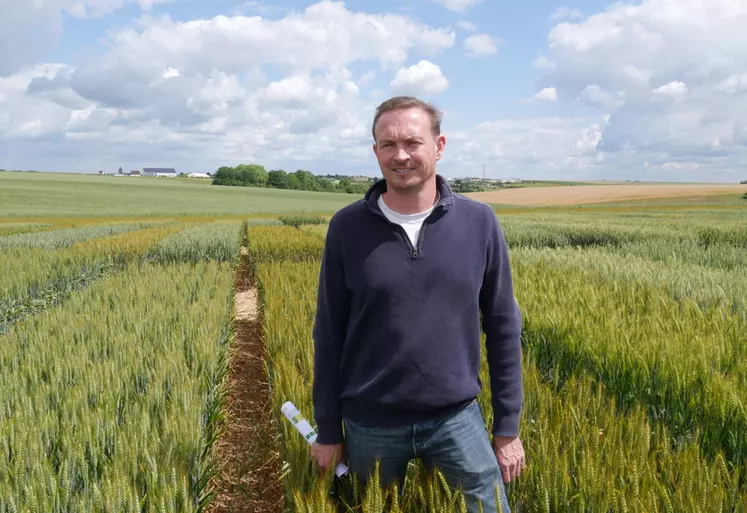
left=315, top=417, right=344, bottom=445
left=492, top=413, right=520, bottom=439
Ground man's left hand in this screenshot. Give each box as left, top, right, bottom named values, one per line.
left=492, top=436, right=525, bottom=483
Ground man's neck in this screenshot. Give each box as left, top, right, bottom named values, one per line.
left=381, top=179, right=439, bottom=215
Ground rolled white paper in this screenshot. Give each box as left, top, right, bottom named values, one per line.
left=281, top=400, right=349, bottom=478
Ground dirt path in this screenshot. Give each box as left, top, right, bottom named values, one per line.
left=207, top=247, right=284, bottom=513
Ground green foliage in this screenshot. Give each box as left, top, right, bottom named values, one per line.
left=246, top=225, right=324, bottom=268
left=5, top=198, right=747, bottom=512
left=451, top=180, right=488, bottom=192
left=0, top=222, right=52, bottom=236
left=697, top=225, right=747, bottom=249
left=513, top=257, right=747, bottom=468
left=252, top=230, right=747, bottom=511
left=1, top=221, right=249, bottom=331
left=212, top=163, right=269, bottom=187
left=0, top=260, right=235, bottom=512
left=211, top=164, right=371, bottom=194
left=145, top=220, right=244, bottom=264
left=0, top=259, right=116, bottom=333
left=0, top=221, right=159, bottom=251
left=279, top=215, right=328, bottom=228
left=0, top=225, right=181, bottom=330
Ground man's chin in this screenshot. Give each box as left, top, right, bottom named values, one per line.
left=388, top=180, right=420, bottom=192
left=387, top=174, right=421, bottom=189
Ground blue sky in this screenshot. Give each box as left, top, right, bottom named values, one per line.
left=1, top=0, right=746, bottom=182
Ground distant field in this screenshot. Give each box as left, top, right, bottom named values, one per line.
left=0, top=172, right=359, bottom=218
left=466, top=183, right=747, bottom=206
left=590, top=193, right=747, bottom=207
left=503, top=180, right=596, bottom=187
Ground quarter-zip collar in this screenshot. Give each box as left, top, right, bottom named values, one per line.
left=363, top=174, right=454, bottom=258
left=364, top=174, right=455, bottom=218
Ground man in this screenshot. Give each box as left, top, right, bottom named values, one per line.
left=310, top=96, right=525, bottom=513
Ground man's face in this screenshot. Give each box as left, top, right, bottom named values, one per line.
left=372, top=107, right=446, bottom=192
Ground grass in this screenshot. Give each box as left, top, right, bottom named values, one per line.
left=0, top=172, right=360, bottom=218
left=5, top=173, right=747, bottom=512
left=0, top=225, right=182, bottom=332
left=251, top=231, right=747, bottom=512
left=590, top=193, right=747, bottom=207
left=0, top=260, right=236, bottom=512
left=0, top=222, right=162, bottom=251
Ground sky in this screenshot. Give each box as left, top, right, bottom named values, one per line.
left=1, top=0, right=746, bottom=182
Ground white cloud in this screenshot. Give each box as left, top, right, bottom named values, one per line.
left=89, top=1, right=455, bottom=79
left=578, top=84, right=626, bottom=109
left=5, top=0, right=747, bottom=183
left=457, top=21, right=478, bottom=32
left=0, top=0, right=174, bottom=76
left=0, top=59, right=376, bottom=172
left=0, top=0, right=461, bottom=173
left=536, top=0, right=747, bottom=177
left=714, top=73, right=747, bottom=95
left=463, top=34, right=499, bottom=57
left=390, top=60, right=449, bottom=96
left=3, top=1, right=468, bottom=174
left=432, top=0, right=483, bottom=13
left=445, top=116, right=607, bottom=178
left=534, top=87, right=558, bottom=101
left=0, top=2, right=63, bottom=76
left=532, top=56, right=556, bottom=71
left=0, top=64, right=81, bottom=138
left=652, top=80, right=688, bottom=102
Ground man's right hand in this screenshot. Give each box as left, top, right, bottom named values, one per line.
left=311, top=442, right=345, bottom=471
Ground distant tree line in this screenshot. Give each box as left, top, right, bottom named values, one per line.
left=211, top=164, right=372, bottom=194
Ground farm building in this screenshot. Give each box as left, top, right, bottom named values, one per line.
left=143, top=167, right=177, bottom=177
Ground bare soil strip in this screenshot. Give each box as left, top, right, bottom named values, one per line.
left=207, top=248, right=283, bottom=513
left=464, top=184, right=746, bottom=206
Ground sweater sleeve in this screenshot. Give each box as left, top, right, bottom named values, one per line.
left=312, top=216, right=351, bottom=444
left=478, top=209, right=524, bottom=438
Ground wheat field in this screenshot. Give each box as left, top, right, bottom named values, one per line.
left=1, top=195, right=746, bottom=512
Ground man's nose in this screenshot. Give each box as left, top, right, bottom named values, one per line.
left=393, top=146, right=409, bottom=161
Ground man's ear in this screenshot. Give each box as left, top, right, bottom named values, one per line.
left=435, top=135, right=446, bottom=160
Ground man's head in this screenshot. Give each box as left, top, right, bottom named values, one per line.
left=371, top=96, right=446, bottom=193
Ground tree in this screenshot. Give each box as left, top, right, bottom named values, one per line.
left=337, top=177, right=368, bottom=194
left=293, top=169, right=319, bottom=191
left=211, top=163, right=369, bottom=194
left=317, top=178, right=338, bottom=192
left=235, top=164, right=268, bottom=187
left=268, top=169, right=290, bottom=189
left=212, top=166, right=239, bottom=185
left=287, top=174, right=301, bottom=190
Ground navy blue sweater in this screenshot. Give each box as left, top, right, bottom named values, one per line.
left=312, top=175, right=523, bottom=444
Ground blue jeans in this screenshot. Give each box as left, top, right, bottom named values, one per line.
left=343, top=400, right=511, bottom=513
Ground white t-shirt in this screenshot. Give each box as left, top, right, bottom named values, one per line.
left=378, top=193, right=440, bottom=247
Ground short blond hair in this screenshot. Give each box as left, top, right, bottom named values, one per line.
left=371, top=96, right=443, bottom=141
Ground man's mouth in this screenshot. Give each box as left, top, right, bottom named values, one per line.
left=392, top=168, right=414, bottom=174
